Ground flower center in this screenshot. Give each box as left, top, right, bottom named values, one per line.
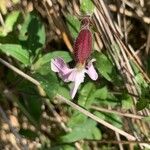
left=76, top=62, right=85, bottom=71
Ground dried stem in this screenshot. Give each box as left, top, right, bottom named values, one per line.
left=91, top=105, right=145, bottom=119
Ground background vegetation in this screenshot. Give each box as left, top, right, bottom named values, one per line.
left=0, top=0, right=150, bottom=149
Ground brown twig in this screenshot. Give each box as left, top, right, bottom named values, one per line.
left=91, top=105, right=145, bottom=119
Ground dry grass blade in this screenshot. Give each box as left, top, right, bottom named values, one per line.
left=91, top=106, right=144, bottom=119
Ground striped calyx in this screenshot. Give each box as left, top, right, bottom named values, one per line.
left=74, top=17, right=92, bottom=65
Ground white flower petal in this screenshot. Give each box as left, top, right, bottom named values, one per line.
left=70, top=69, right=86, bottom=99
left=86, top=59, right=98, bottom=80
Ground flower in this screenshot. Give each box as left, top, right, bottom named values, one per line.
left=51, top=58, right=98, bottom=99
left=51, top=16, right=98, bottom=99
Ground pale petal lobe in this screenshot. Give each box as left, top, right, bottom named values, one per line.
left=86, top=60, right=98, bottom=80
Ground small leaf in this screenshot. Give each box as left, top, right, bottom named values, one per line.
left=66, top=15, right=80, bottom=39
left=5, top=11, right=20, bottom=33
left=94, top=86, right=108, bottom=100
left=0, top=44, right=30, bottom=65
left=122, top=94, right=133, bottom=110
left=19, top=129, right=38, bottom=140
left=0, top=11, right=20, bottom=36
left=80, top=0, right=95, bottom=15
left=94, top=52, right=113, bottom=81
left=135, top=73, right=148, bottom=88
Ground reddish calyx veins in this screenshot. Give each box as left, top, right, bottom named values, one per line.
left=74, top=17, right=92, bottom=68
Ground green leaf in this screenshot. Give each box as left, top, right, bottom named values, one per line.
left=17, top=81, right=42, bottom=123
left=78, top=82, right=95, bottom=107
left=94, top=91, right=118, bottom=107
left=135, top=73, right=148, bottom=88
left=130, top=60, right=140, bottom=74
left=92, top=126, right=102, bottom=140
left=58, top=86, right=70, bottom=99
left=94, top=86, right=108, bottom=100
left=62, top=119, right=101, bottom=142
left=62, top=145, right=76, bottom=150
left=68, top=113, right=87, bottom=128
left=33, top=51, right=72, bottom=71
left=94, top=111, right=122, bottom=129
left=19, top=129, right=38, bottom=140
left=94, top=111, right=106, bottom=120
left=0, top=11, right=20, bottom=36
left=0, top=44, right=30, bottom=65
left=19, top=13, right=31, bottom=40
left=80, top=0, right=95, bottom=15
left=105, top=114, right=123, bottom=129
left=136, top=99, right=148, bottom=111
left=130, top=60, right=148, bottom=94
left=94, top=52, right=113, bottom=81
left=27, top=96, right=42, bottom=122
left=5, top=11, right=20, bottom=33
left=35, top=70, right=59, bottom=99
left=66, top=15, right=80, bottom=39
left=14, top=89, right=39, bottom=128
left=19, top=12, right=45, bottom=55
left=122, top=94, right=133, bottom=110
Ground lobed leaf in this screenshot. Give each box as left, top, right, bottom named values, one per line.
left=19, top=12, right=45, bottom=56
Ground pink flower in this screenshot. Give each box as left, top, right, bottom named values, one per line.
left=51, top=17, right=98, bottom=99
left=51, top=58, right=98, bottom=99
